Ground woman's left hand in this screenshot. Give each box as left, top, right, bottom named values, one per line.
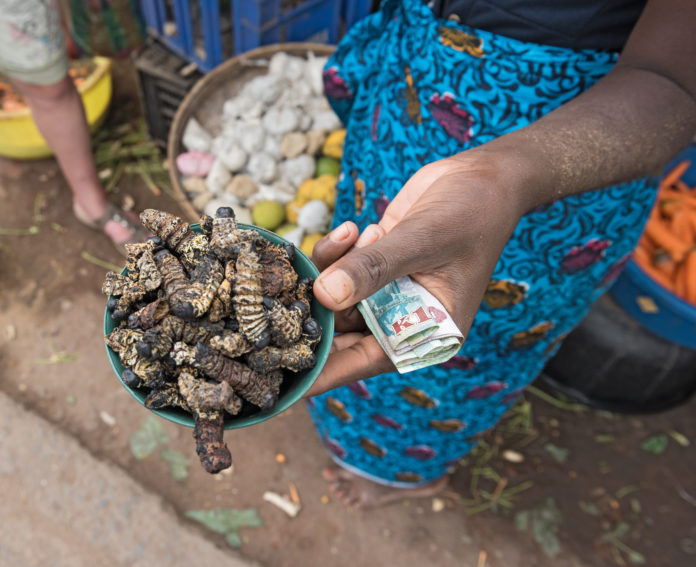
left=305, top=150, right=529, bottom=397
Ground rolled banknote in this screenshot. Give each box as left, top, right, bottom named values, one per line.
left=357, top=276, right=464, bottom=373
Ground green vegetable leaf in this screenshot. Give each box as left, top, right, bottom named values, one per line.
left=159, top=448, right=190, bottom=481
left=544, top=443, right=569, bottom=463
left=640, top=434, right=668, bottom=455
left=129, top=416, right=169, bottom=460
left=515, top=498, right=563, bottom=557
left=186, top=508, right=262, bottom=548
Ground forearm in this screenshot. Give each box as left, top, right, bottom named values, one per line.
left=467, top=0, right=696, bottom=215
left=484, top=65, right=696, bottom=213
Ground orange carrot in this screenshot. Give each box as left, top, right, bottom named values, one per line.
left=675, top=263, right=688, bottom=299
left=674, top=180, right=692, bottom=193
left=670, top=209, right=692, bottom=243
left=660, top=160, right=691, bottom=190
left=645, top=220, right=690, bottom=262
left=685, top=251, right=696, bottom=305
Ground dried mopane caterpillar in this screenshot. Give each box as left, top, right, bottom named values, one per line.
left=136, top=315, right=224, bottom=361
left=258, top=241, right=298, bottom=298
left=127, top=297, right=169, bottom=330
left=144, top=383, right=191, bottom=412
left=140, top=209, right=209, bottom=270
left=153, top=247, right=224, bottom=320
left=105, top=327, right=145, bottom=368
left=246, top=342, right=317, bottom=374
left=103, top=272, right=148, bottom=323
left=177, top=367, right=243, bottom=416
left=209, top=206, right=258, bottom=261
left=264, top=294, right=313, bottom=347
left=176, top=342, right=279, bottom=411
left=193, top=410, right=233, bottom=474
left=208, top=331, right=252, bottom=359
left=207, top=260, right=235, bottom=323
left=233, top=240, right=270, bottom=349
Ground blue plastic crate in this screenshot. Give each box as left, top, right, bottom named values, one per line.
left=140, top=0, right=372, bottom=73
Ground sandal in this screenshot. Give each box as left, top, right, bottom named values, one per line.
left=73, top=202, right=150, bottom=256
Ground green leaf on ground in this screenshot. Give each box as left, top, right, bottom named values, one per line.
left=159, top=448, right=190, bottom=481
left=544, top=443, right=569, bottom=463
left=594, top=434, right=615, bottom=444
left=641, top=434, right=668, bottom=455
left=668, top=430, right=690, bottom=447
left=186, top=508, right=263, bottom=548
left=130, top=416, right=169, bottom=460
left=579, top=501, right=600, bottom=516
left=515, top=497, right=563, bottom=557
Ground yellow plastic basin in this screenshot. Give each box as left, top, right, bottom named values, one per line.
left=0, top=56, right=112, bottom=160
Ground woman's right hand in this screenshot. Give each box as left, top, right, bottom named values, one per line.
left=305, top=149, right=529, bottom=397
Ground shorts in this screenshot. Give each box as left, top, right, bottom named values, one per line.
left=0, top=0, right=68, bottom=85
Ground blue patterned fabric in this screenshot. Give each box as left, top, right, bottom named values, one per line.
left=306, top=0, right=658, bottom=487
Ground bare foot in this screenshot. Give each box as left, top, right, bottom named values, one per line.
left=322, top=466, right=448, bottom=509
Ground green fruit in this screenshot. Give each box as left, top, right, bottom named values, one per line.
left=252, top=200, right=286, bottom=230
left=315, top=156, right=341, bottom=177
left=275, top=223, right=298, bottom=236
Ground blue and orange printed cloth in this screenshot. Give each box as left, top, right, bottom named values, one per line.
left=306, top=0, right=658, bottom=487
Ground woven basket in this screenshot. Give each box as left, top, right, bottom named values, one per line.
left=167, top=42, right=336, bottom=222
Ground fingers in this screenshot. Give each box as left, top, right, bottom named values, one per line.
left=311, top=221, right=359, bottom=271
left=314, top=215, right=441, bottom=311
left=304, top=334, right=395, bottom=398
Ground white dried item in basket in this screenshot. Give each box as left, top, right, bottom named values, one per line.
left=263, top=107, right=300, bottom=136
left=240, top=73, right=290, bottom=107
left=182, top=117, right=213, bottom=152
left=218, top=143, right=248, bottom=173
left=311, top=109, right=342, bottom=132
left=279, top=154, right=316, bottom=189
left=205, top=159, right=232, bottom=195
left=269, top=51, right=307, bottom=81
left=305, top=52, right=329, bottom=96
left=297, top=200, right=331, bottom=234
left=238, top=123, right=266, bottom=154
left=247, top=153, right=278, bottom=185
left=263, top=134, right=283, bottom=160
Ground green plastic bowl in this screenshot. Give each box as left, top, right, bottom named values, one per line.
left=103, top=222, right=334, bottom=429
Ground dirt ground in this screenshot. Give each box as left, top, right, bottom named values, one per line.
left=1, top=59, right=695, bottom=567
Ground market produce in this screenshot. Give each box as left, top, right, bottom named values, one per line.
left=175, top=50, right=347, bottom=257
left=632, top=160, right=696, bottom=305
left=104, top=207, right=323, bottom=474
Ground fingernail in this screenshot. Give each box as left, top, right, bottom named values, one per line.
left=355, top=224, right=383, bottom=248
left=329, top=222, right=350, bottom=242
left=318, top=269, right=354, bottom=304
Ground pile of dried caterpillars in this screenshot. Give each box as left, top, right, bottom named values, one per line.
left=103, top=207, right=322, bottom=474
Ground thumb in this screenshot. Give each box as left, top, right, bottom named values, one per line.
left=314, top=220, right=427, bottom=310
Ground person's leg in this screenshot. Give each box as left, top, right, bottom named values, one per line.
left=322, top=467, right=449, bottom=508
left=11, top=76, right=139, bottom=246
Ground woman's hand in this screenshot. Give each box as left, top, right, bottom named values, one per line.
left=305, top=150, right=529, bottom=397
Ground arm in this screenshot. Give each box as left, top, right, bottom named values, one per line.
left=306, top=0, right=696, bottom=396
left=486, top=0, right=696, bottom=214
